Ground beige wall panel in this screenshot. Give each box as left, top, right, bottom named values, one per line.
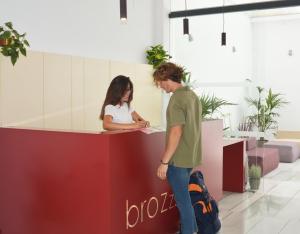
left=44, top=53, right=71, bottom=130
left=132, top=64, right=162, bottom=126
left=0, top=52, right=162, bottom=131
left=71, top=56, right=85, bottom=130
left=276, top=131, right=300, bottom=139
left=84, top=58, right=110, bottom=131
left=0, top=51, right=44, bottom=128
left=109, top=61, right=135, bottom=81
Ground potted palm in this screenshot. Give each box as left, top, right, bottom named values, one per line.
left=199, top=94, right=236, bottom=133
left=245, top=86, right=288, bottom=143
left=248, top=164, right=262, bottom=191
left=0, top=22, right=30, bottom=65
left=199, top=93, right=236, bottom=119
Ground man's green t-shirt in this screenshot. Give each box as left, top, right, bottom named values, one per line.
left=166, top=86, right=202, bottom=168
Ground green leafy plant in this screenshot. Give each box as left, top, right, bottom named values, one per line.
left=199, top=94, right=236, bottom=119
left=182, top=68, right=191, bottom=84
left=248, top=164, right=262, bottom=191
left=0, top=22, right=30, bottom=65
left=245, top=86, right=288, bottom=138
left=146, top=44, right=171, bottom=69
left=249, top=164, right=262, bottom=178
left=146, top=44, right=192, bottom=84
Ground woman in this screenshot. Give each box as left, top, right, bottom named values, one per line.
left=100, top=75, right=149, bottom=131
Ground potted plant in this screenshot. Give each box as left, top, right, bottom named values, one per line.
left=145, top=44, right=171, bottom=69
left=182, top=67, right=191, bottom=84
left=248, top=164, right=262, bottom=191
left=245, top=86, right=288, bottom=142
left=0, top=22, right=30, bottom=65
left=199, top=93, right=235, bottom=119
left=146, top=44, right=193, bottom=84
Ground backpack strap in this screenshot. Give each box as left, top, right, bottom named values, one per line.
left=188, top=183, right=203, bottom=193
left=195, top=201, right=208, bottom=214
left=194, top=200, right=213, bottom=214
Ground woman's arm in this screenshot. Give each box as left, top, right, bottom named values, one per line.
left=102, top=115, right=145, bottom=131
left=132, top=111, right=150, bottom=127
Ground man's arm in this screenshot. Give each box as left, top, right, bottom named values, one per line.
left=157, top=125, right=182, bottom=180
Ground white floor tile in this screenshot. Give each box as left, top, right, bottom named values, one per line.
left=267, top=170, right=295, bottom=182
left=279, top=219, right=300, bottom=234
left=289, top=172, right=300, bottom=182
left=246, top=217, right=290, bottom=234
left=275, top=197, right=300, bottom=220
left=294, top=190, right=300, bottom=199
left=218, top=225, right=248, bottom=234
left=219, top=192, right=254, bottom=211
left=217, top=160, right=300, bottom=234
left=244, top=195, right=290, bottom=217
left=220, top=211, right=262, bottom=234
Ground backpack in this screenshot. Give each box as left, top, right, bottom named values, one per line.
left=189, top=171, right=221, bottom=234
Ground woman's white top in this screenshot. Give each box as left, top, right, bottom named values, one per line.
left=104, top=103, right=134, bottom=124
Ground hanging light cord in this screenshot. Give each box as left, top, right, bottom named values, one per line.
left=223, top=0, right=225, bottom=32
left=185, top=0, right=187, bottom=18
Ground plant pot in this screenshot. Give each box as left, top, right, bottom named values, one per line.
left=249, top=177, right=260, bottom=190
left=0, top=39, right=9, bottom=46
left=257, top=139, right=268, bottom=147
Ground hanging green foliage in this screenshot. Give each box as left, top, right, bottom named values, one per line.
left=0, top=22, right=30, bottom=65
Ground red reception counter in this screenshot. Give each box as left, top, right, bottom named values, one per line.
left=0, top=120, right=223, bottom=234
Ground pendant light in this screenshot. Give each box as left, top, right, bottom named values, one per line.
left=183, top=18, right=189, bottom=35
left=221, top=0, right=226, bottom=46
left=120, top=0, right=127, bottom=21
left=183, top=0, right=189, bottom=35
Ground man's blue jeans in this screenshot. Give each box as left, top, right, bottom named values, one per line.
left=167, top=165, right=198, bottom=234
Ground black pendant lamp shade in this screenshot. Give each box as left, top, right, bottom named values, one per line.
left=221, top=32, right=226, bottom=46
left=183, top=0, right=190, bottom=35
left=120, top=0, right=127, bottom=21
left=183, top=18, right=189, bottom=35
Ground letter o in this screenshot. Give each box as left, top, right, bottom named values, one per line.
left=147, top=196, right=159, bottom=219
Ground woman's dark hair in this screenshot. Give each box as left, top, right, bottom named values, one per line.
left=100, top=75, right=133, bottom=120
left=153, top=62, right=184, bottom=85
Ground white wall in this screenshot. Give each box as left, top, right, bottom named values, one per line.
left=0, top=0, right=168, bottom=64
left=7, top=0, right=300, bottom=132
left=168, top=0, right=252, bottom=130
left=252, top=16, right=300, bottom=131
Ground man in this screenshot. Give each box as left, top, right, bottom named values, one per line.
left=153, top=62, right=202, bottom=234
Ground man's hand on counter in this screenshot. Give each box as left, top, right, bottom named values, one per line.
left=157, top=164, right=168, bottom=180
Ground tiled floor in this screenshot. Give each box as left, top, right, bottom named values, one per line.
left=218, top=159, right=300, bottom=234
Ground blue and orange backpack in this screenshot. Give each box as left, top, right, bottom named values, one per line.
left=189, top=171, right=221, bottom=234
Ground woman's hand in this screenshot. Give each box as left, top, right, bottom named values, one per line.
left=134, top=121, right=150, bottom=128
left=132, top=121, right=147, bottom=129
left=131, top=112, right=149, bottom=127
